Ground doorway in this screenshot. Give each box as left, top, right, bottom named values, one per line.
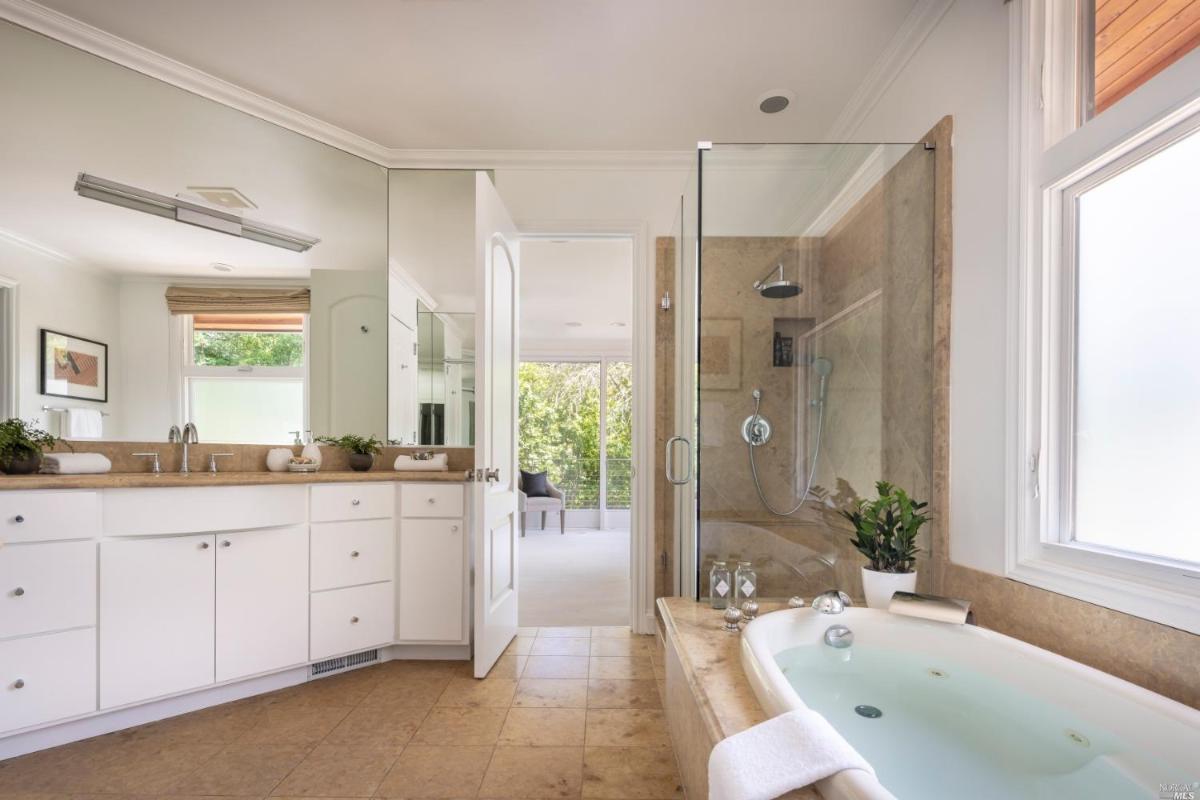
left=515, top=237, right=637, bottom=628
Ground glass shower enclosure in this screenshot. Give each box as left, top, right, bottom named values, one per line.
left=667, top=142, right=936, bottom=602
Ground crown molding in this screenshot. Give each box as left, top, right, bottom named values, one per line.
left=0, top=0, right=692, bottom=171
left=825, top=0, right=954, bottom=140
left=0, top=0, right=392, bottom=164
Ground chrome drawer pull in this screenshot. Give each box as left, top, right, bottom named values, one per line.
left=451, top=525, right=459, bottom=532
left=13, top=587, right=25, bottom=597
left=200, top=542, right=210, bottom=550
left=14, top=679, right=25, bottom=689
left=221, top=540, right=232, bottom=548
left=427, top=497, right=436, bottom=504
left=350, top=616, right=360, bottom=624
left=13, top=515, right=24, bottom=523
left=351, top=499, right=361, bottom=506
left=350, top=550, right=360, bottom=558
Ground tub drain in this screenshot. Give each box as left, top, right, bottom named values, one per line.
left=854, top=704, right=882, bottom=719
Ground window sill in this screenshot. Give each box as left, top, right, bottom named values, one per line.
left=1007, top=545, right=1200, bottom=635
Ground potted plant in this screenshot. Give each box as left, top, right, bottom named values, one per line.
left=316, top=434, right=383, bottom=472
left=0, top=418, right=60, bottom=475
left=842, top=480, right=929, bottom=609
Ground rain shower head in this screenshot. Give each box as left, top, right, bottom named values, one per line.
left=753, top=263, right=802, bottom=299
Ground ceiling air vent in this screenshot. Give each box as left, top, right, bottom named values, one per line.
left=185, top=186, right=258, bottom=210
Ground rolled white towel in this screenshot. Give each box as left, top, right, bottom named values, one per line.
left=41, top=452, right=112, bottom=475
left=394, top=453, right=449, bottom=472
left=708, top=708, right=874, bottom=800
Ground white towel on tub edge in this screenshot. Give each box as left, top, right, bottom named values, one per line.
left=708, top=708, right=874, bottom=800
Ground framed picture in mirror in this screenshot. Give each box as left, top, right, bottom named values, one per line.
left=40, top=328, right=108, bottom=403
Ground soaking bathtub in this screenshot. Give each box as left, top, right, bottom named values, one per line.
left=741, top=607, right=1200, bottom=800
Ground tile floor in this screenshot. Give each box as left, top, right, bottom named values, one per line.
left=0, top=626, right=682, bottom=800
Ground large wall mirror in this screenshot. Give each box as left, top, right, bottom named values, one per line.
left=0, top=20, right=388, bottom=445
left=417, top=305, right=474, bottom=447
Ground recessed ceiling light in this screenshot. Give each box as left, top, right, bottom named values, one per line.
left=565, top=321, right=583, bottom=327
left=610, top=322, right=627, bottom=327
left=757, top=90, right=794, bottom=114
left=211, top=262, right=234, bottom=272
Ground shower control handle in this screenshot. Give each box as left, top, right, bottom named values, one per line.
left=665, top=436, right=692, bottom=486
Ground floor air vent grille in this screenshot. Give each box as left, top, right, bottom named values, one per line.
left=311, top=648, right=380, bottom=677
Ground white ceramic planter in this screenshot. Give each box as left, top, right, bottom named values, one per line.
left=861, top=567, right=917, bottom=609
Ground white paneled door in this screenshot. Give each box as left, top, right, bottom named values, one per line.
left=473, top=172, right=520, bottom=678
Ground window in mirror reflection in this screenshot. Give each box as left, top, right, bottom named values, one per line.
left=180, top=313, right=306, bottom=444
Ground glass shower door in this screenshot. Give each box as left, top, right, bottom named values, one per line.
left=675, top=141, right=936, bottom=602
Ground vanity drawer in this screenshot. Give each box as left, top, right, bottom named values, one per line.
left=0, top=628, right=96, bottom=734
left=0, top=541, right=96, bottom=639
left=103, top=486, right=305, bottom=536
left=310, top=484, right=394, bottom=523
left=400, top=484, right=464, bottom=518
left=310, top=519, right=395, bottom=591
left=0, top=491, right=99, bottom=544
left=310, top=582, right=394, bottom=659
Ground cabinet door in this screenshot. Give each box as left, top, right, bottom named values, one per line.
left=99, top=535, right=215, bottom=708
left=397, top=518, right=464, bottom=642
left=216, top=525, right=308, bottom=682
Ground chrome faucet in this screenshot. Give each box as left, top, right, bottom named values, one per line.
left=811, top=589, right=852, bottom=615
left=179, top=422, right=199, bottom=474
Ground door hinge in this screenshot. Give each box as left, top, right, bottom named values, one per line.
left=412, top=342, right=418, bottom=355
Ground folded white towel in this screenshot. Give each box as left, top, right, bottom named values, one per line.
left=41, top=452, right=112, bottom=475
left=394, top=453, right=449, bottom=472
left=64, top=408, right=103, bottom=439
left=708, top=708, right=874, bottom=800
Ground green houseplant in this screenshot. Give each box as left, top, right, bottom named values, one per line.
left=315, top=434, right=383, bottom=472
left=841, top=480, right=930, bottom=608
left=0, top=418, right=60, bottom=475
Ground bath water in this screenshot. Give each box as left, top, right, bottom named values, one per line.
left=774, top=643, right=1191, bottom=799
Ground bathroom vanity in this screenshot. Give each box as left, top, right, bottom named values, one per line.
left=0, top=474, right=472, bottom=758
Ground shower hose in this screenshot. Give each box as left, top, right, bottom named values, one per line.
left=747, top=389, right=827, bottom=516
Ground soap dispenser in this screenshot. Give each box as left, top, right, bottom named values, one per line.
left=301, top=430, right=323, bottom=467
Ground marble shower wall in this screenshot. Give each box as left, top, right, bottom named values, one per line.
left=690, top=142, right=936, bottom=601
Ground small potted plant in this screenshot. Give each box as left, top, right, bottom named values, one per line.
left=316, top=434, right=383, bottom=472
left=842, top=480, right=929, bottom=609
left=0, top=418, right=60, bottom=475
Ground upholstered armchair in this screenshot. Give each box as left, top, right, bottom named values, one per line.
left=517, top=472, right=566, bottom=536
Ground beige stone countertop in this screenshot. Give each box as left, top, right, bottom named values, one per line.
left=0, top=469, right=472, bottom=490
left=658, top=596, right=784, bottom=741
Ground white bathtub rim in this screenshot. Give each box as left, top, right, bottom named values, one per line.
left=739, top=607, right=1200, bottom=800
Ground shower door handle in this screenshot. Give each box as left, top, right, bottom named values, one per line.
left=665, top=436, right=692, bottom=485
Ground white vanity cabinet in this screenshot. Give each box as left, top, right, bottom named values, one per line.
left=308, top=484, right=396, bottom=660
left=215, top=525, right=308, bottom=682
left=99, top=534, right=216, bottom=708
left=396, top=483, right=468, bottom=644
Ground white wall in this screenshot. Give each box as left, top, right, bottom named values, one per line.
left=851, top=0, right=1012, bottom=573
left=0, top=238, right=121, bottom=436
left=116, top=280, right=174, bottom=441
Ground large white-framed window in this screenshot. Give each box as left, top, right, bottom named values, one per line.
left=1010, top=0, right=1200, bottom=633
left=173, top=311, right=308, bottom=444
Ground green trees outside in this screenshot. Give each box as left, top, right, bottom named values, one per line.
left=193, top=331, right=304, bottom=367
left=518, top=361, right=631, bottom=510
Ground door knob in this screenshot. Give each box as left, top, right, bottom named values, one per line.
left=350, top=550, right=360, bottom=558
left=484, top=468, right=500, bottom=482
left=351, top=499, right=361, bottom=506
left=13, top=587, right=25, bottom=597
left=13, top=679, right=25, bottom=689
left=350, top=616, right=360, bottom=624
left=199, top=541, right=210, bottom=550
left=221, top=540, right=231, bottom=548
left=13, top=515, right=23, bottom=523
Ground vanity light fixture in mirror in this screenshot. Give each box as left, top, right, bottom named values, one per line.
left=74, top=173, right=321, bottom=253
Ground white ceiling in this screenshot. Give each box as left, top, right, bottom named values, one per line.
left=520, top=239, right=632, bottom=351
left=29, top=0, right=920, bottom=151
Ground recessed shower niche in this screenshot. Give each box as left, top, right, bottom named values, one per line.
left=772, top=317, right=814, bottom=368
